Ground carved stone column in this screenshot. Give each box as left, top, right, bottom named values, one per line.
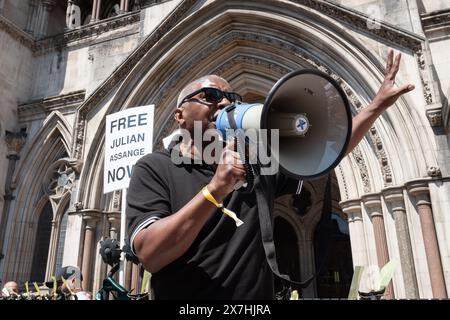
left=340, top=199, right=367, bottom=267
left=119, top=0, right=131, bottom=13
left=125, top=260, right=133, bottom=290
left=91, top=0, right=102, bottom=22
left=81, top=213, right=99, bottom=291
left=105, top=212, right=120, bottom=278
left=131, top=263, right=140, bottom=293
left=0, top=131, right=27, bottom=265
left=383, top=186, right=419, bottom=298
left=108, top=213, right=121, bottom=240
left=362, top=192, right=394, bottom=299
left=406, top=180, right=447, bottom=298
left=90, top=0, right=98, bottom=22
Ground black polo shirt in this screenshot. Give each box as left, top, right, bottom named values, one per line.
left=126, top=149, right=297, bottom=300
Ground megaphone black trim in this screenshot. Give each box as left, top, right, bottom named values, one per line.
left=261, top=69, right=352, bottom=179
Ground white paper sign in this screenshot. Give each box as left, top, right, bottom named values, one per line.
left=104, top=105, right=154, bottom=193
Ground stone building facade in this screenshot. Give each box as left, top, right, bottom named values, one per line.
left=0, top=0, right=449, bottom=299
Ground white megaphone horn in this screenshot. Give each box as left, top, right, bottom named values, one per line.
left=215, top=69, right=352, bottom=179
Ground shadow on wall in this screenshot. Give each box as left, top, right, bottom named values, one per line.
left=31, top=48, right=69, bottom=100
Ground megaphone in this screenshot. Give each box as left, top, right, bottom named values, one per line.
left=216, top=69, right=352, bottom=179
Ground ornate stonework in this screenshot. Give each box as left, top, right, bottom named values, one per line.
left=43, top=158, right=77, bottom=197
left=72, top=111, right=86, bottom=160
left=420, top=8, right=450, bottom=32
left=352, top=146, right=371, bottom=193
left=337, top=164, right=349, bottom=200
left=368, top=127, right=392, bottom=185
left=18, top=90, right=86, bottom=122
left=292, top=0, right=423, bottom=52
left=4, top=131, right=27, bottom=157
left=112, top=190, right=121, bottom=210
left=427, top=166, right=442, bottom=178
left=34, top=11, right=141, bottom=54
left=415, top=48, right=434, bottom=105
left=426, top=108, right=443, bottom=127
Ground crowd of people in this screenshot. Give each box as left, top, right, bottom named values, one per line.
left=0, top=266, right=92, bottom=300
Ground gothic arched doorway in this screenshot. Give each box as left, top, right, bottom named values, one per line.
left=314, top=176, right=353, bottom=298
left=274, top=216, right=301, bottom=295
left=30, top=202, right=53, bottom=282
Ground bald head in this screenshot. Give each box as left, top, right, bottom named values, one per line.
left=3, top=281, right=19, bottom=294
left=177, top=75, right=231, bottom=107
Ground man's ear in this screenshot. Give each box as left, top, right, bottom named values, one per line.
left=174, top=107, right=185, bottom=126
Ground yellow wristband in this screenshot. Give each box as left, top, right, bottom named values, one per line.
left=202, top=186, right=244, bottom=227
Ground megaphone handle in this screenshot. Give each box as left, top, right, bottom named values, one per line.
left=233, top=134, right=254, bottom=193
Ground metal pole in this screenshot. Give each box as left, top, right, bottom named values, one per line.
left=119, top=188, right=127, bottom=285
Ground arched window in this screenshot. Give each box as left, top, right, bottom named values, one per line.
left=30, top=202, right=53, bottom=282
left=54, top=207, right=69, bottom=272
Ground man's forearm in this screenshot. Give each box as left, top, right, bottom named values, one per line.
left=134, top=184, right=226, bottom=273
left=346, top=102, right=385, bottom=156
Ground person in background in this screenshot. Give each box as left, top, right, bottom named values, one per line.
left=1, top=281, right=19, bottom=297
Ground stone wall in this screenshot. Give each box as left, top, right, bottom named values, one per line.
left=0, top=17, right=33, bottom=217
left=329, top=0, right=423, bottom=33
left=31, top=23, right=141, bottom=100
left=420, top=0, right=450, bottom=13
left=1, top=0, right=30, bottom=30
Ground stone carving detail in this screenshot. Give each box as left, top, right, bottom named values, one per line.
left=415, top=49, right=433, bottom=105
left=352, top=146, right=371, bottom=193
left=427, top=166, right=441, bottom=178
left=426, top=109, right=442, bottom=127
left=74, top=201, right=83, bottom=210
left=5, top=131, right=27, bottom=156
left=112, top=190, right=121, bottom=210
left=291, top=0, right=422, bottom=52
left=215, top=55, right=290, bottom=78
left=18, top=90, right=85, bottom=120
left=337, top=164, right=349, bottom=200
left=44, top=158, right=77, bottom=197
left=35, top=12, right=141, bottom=54
left=73, top=112, right=86, bottom=160
left=368, top=127, right=392, bottom=185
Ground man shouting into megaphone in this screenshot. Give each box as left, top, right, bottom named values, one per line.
left=126, top=49, right=414, bottom=300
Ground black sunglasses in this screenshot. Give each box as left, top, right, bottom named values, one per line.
left=178, top=87, right=242, bottom=108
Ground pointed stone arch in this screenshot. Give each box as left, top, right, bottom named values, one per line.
left=1, top=111, right=75, bottom=282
